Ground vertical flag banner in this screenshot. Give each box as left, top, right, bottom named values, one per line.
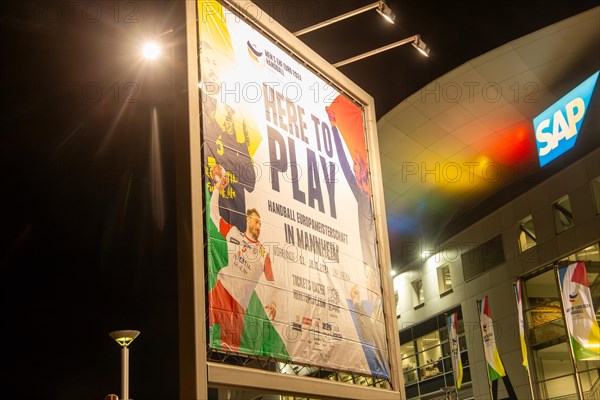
left=447, top=312, right=463, bottom=391
left=514, top=279, right=529, bottom=372
left=558, top=262, right=600, bottom=361
left=198, top=0, right=390, bottom=378
left=478, top=296, right=506, bottom=381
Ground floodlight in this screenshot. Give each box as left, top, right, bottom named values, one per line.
left=412, top=35, right=430, bottom=57
left=377, top=1, right=396, bottom=24
left=334, top=34, right=431, bottom=67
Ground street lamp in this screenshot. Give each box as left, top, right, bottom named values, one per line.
left=109, top=330, right=140, bottom=400
left=142, top=42, right=161, bottom=60
left=142, top=29, right=174, bottom=61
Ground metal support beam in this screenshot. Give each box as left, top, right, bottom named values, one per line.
left=334, top=35, right=418, bottom=67
left=179, top=1, right=208, bottom=399
left=295, top=2, right=379, bottom=36
left=208, top=363, right=401, bottom=400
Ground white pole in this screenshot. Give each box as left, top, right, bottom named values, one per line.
left=109, top=330, right=139, bottom=399
left=122, top=346, right=129, bottom=400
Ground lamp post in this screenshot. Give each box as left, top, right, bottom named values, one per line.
left=109, top=330, right=140, bottom=400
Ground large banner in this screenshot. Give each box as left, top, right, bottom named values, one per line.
left=558, top=262, right=600, bottom=361
left=198, top=0, right=389, bottom=378
left=477, top=296, right=506, bottom=382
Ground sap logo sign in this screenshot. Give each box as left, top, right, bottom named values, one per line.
left=534, top=71, right=599, bottom=167
left=536, top=98, right=585, bottom=157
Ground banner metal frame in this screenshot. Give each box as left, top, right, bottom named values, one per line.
left=179, top=1, right=404, bottom=399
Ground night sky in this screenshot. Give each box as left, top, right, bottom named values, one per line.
left=2, top=1, right=598, bottom=399
left=3, top=1, right=181, bottom=399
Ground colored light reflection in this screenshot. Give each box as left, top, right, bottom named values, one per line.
left=493, top=121, right=537, bottom=165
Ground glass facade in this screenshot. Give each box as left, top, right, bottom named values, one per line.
left=522, top=243, right=600, bottom=399
left=400, top=307, right=472, bottom=399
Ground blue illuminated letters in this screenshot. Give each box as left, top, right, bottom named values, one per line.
left=533, top=70, right=598, bottom=167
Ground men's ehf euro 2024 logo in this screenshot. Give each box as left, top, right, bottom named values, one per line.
left=533, top=70, right=599, bottom=167
left=569, top=293, right=579, bottom=303
left=247, top=40, right=264, bottom=65
left=569, top=290, right=579, bottom=303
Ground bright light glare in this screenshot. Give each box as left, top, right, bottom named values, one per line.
left=382, top=14, right=394, bottom=24
left=143, top=42, right=161, bottom=60
left=416, top=47, right=430, bottom=57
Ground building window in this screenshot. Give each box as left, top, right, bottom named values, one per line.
left=553, top=195, right=574, bottom=233
left=412, top=279, right=425, bottom=307
left=400, top=307, right=472, bottom=400
left=591, top=177, right=600, bottom=215
left=437, top=265, right=452, bottom=294
left=518, top=215, right=537, bottom=252
left=401, top=340, right=417, bottom=385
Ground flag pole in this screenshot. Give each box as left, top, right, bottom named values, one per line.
left=476, top=299, right=495, bottom=400
left=555, top=264, right=584, bottom=399
left=513, top=280, right=536, bottom=400
left=446, top=312, right=462, bottom=398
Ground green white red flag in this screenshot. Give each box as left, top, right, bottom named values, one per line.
left=558, top=262, right=600, bottom=361
left=478, top=296, right=506, bottom=381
